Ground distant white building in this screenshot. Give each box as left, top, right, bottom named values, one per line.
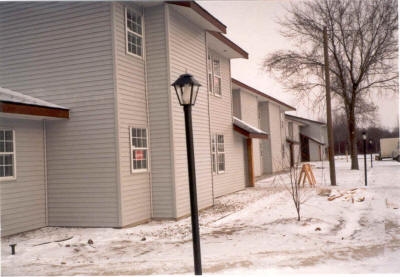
left=285, top=114, right=328, bottom=162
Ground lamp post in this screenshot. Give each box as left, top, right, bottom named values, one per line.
left=171, top=73, right=202, bottom=275
left=362, top=132, right=367, bottom=186
left=369, top=139, right=373, bottom=168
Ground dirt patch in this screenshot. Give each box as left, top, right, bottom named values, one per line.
left=205, top=260, right=253, bottom=273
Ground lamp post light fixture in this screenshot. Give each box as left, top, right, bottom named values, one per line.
left=362, top=132, right=367, bottom=186
left=171, top=73, right=202, bottom=275
left=369, top=139, right=373, bottom=168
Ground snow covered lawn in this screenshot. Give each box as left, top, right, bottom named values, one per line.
left=2, top=157, right=400, bottom=275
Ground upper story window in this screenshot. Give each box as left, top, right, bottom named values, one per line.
left=126, top=7, right=143, bottom=57
left=207, top=52, right=222, bottom=96
left=130, top=127, right=148, bottom=172
left=288, top=122, right=293, bottom=139
left=0, top=130, right=16, bottom=180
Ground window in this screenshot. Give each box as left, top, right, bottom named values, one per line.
left=288, top=122, right=293, bottom=139
left=130, top=127, right=148, bottom=172
left=0, top=130, right=15, bottom=179
left=211, top=134, right=225, bottom=174
left=126, top=7, right=143, bottom=57
left=207, top=52, right=221, bottom=96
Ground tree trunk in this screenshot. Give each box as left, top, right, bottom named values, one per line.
left=347, top=108, right=359, bottom=170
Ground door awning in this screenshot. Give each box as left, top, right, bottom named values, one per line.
left=0, top=87, right=69, bottom=119
left=233, top=116, right=268, bottom=139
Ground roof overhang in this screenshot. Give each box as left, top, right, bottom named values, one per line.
left=286, top=138, right=300, bottom=145
left=231, top=78, right=296, bottom=111
left=285, top=114, right=326, bottom=126
left=301, top=134, right=326, bottom=145
left=0, top=86, right=69, bottom=119
left=167, top=1, right=227, bottom=34
left=0, top=101, right=69, bottom=119
left=207, top=31, right=248, bottom=59
left=233, top=117, right=268, bottom=139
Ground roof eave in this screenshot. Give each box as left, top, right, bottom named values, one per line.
left=207, top=31, right=248, bottom=59
left=0, top=101, right=69, bottom=119
left=167, top=1, right=227, bottom=34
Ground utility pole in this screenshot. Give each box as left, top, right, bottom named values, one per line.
left=323, top=26, right=337, bottom=186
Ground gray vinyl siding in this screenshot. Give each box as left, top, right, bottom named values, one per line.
left=0, top=119, right=46, bottom=237
left=259, top=102, right=272, bottom=174
left=168, top=6, right=213, bottom=217
left=144, top=4, right=175, bottom=218
left=0, top=2, right=119, bottom=227
left=208, top=49, right=245, bottom=198
left=309, top=141, right=321, bottom=161
left=112, top=2, right=151, bottom=226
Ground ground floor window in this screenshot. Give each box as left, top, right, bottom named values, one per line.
left=211, top=134, right=225, bottom=174
left=0, top=129, right=15, bottom=179
left=130, top=127, right=148, bottom=172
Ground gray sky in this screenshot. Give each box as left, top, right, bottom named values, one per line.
left=199, top=0, right=399, bottom=130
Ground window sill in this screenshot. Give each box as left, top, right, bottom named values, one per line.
left=0, top=176, right=16, bottom=182
left=131, top=169, right=149, bottom=174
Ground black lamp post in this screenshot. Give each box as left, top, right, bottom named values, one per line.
left=369, top=139, right=373, bottom=168
left=171, top=73, right=202, bottom=275
left=362, top=132, right=367, bottom=186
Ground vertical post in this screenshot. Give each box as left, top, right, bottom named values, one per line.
left=363, top=138, right=367, bottom=186
left=183, top=105, right=202, bottom=275
left=247, top=138, right=254, bottom=186
left=323, top=26, right=337, bottom=186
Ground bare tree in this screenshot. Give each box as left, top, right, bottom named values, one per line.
left=264, top=0, right=398, bottom=170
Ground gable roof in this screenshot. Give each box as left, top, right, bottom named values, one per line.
left=0, top=87, right=69, bottom=118
left=167, top=1, right=227, bottom=33
left=231, top=78, right=296, bottom=111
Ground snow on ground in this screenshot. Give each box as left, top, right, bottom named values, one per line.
left=1, top=156, right=400, bottom=275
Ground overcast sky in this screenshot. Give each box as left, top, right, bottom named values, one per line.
left=198, top=0, right=399, bottom=130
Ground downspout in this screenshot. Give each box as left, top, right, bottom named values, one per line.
left=142, top=6, right=154, bottom=218
left=42, top=119, right=48, bottom=226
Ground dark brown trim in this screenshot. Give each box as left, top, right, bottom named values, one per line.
left=233, top=125, right=268, bottom=139
left=232, top=78, right=296, bottom=111
left=167, top=1, right=227, bottom=33
left=247, top=138, right=254, bottom=187
left=0, top=101, right=69, bottom=118
left=302, top=134, right=325, bottom=145
left=208, top=31, right=248, bottom=59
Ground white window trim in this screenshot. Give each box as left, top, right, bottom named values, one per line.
left=211, top=133, right=225, bottom=174
left=207, top=51, right=222, bottom=97
left=125, top=7, right=144, bottom=59
left=129, top=127, right=149, bottom=174
left=0, top=129, right=16, bottom=181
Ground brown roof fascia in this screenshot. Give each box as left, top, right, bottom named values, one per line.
left=231, top=78, right=296, bottom=111
left=0, top=101, right=69, bottom=119
left=233, top=125, right=268, bottom=139
left=286, top=138, right=300, bottom=145
left=208, top=31, right=248, bottom=59
left=167, top=1, right=227, bottom=34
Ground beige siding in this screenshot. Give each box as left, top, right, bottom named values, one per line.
left=1, top=119, right=46, bottom=236
left=309, top=141, right=321, bottom=161
left=168, top=6, right=213, bottom=217
left=208, top=49, right=245, bottom=198
left=112, top=3, right=151, bottom=226
left=0, top=2, right=119, bottom=227
left=268, top=102, right=285, bottom=172
left=144, top=4, right=175, bottom=218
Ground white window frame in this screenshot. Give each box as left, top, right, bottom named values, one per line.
left=129, top=127, right=149, bottom=173
left=0, top=129, right=16, bottom=181
left=207, top=51, right=222, bottom=97
left=125, top=7, right=144, bottom=58
left=211, top=134, right=225, bottom=174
